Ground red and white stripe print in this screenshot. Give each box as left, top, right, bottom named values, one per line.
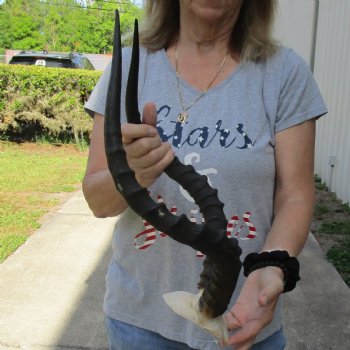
left=134, top=221, right=157, bottom=250
left=241, top=212, right=257, bottom=239
left=226, top=215, right=242, bottom=237
left=226, top=212, right=257, bottom=240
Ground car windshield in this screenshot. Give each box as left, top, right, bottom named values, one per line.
left=10, top=57, right=75, bottom=68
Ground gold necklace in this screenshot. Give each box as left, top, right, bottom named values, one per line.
left=175, top=43, right=228, bottom=124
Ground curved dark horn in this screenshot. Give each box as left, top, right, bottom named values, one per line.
left=126, top=18, right=141, bottom=124
left=104, top=10, right=242, bottom=318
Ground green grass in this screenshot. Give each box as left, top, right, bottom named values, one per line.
left=0, top=143, right=85, bottom=192
left=341, top=202, right=350, bottom=214
left=314, top=176, right=350, bottom=287
left=327, top=239, right=350, bottom=286
left=319, top=221, right=350, bottom=235
left=0, top=141, right=87, bottom=262
left=314, top=204, right=330, bottom=217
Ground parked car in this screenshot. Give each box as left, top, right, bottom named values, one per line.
left=9, top=51, right=95, bottom=70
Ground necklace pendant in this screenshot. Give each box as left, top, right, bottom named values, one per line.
left=177, top=111, right=188, bottom=124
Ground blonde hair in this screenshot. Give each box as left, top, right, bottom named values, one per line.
left=139, top=0, right=279, bottom=62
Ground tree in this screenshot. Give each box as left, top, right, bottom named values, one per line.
left=1, top=0, right=45, bottom=51
left=84, top=0, right=143, bottom=53
left=0, top=4, right=12, bottom=52
left=0, top=0, right=143, bottom=53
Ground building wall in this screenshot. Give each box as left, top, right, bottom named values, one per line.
left=274, top=0, right=350, bottom=204
left=313, top=0, right=350, bottom=203
left=274, top=0, right=317, bottom=65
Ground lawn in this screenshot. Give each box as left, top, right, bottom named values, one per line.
left=0, top=141, right=87, bottom=262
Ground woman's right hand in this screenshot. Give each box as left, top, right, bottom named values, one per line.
left=122, top=102, right=175, bottom=188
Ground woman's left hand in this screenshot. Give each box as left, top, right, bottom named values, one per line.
left=223, top=266, right=285, bottom=350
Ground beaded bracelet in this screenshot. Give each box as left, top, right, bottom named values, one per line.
left=243, top=250, right=300, bottom=293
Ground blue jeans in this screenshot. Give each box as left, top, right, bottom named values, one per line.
left=105, top=316, right=286, bottom=350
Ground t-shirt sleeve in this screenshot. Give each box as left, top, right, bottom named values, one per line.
left=275, top=50, right=328, bottom=132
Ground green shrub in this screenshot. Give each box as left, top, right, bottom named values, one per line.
left=0, top=63, right=101, bottom=144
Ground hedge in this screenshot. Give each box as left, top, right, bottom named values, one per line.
left=0, top=63, right=102, bottom=144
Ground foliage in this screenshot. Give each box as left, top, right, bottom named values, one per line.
left=319, top=221, right=350, bottom=235
left=0, top=0, right=143, bottom=54
left=314, top=203, right=330, bottom=218
left=326, top=239, right=350, bottom=286
left=314, top=175, right=328, bottom=191
left=313, top=178, right=350, bottom=287
left=0, top=63, right=101, bottom=143
left=341, top=202, right=350, bottom=214
left=0, top=141, right=87, bottom=262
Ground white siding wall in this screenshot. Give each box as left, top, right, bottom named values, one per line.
left=274, top=0, right=316, bottom=65
left=274, top=0, right=350, bottom=204
left=313, top=0, right=350, bottom=203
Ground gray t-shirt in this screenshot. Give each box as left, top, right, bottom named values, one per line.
left=85, top=46, right=327, bottom=349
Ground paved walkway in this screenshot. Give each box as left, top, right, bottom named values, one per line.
left=0, top=191, right=349, bottom=350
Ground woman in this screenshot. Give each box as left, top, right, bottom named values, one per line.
left=83, top=1, right=327, bottom=349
